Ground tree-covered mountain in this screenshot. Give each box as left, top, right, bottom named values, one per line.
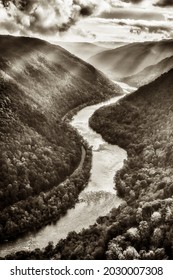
left=0, top=35, right=121, bottom=239
left=88, top=39, right=173, bottom=80
left=88, top=68, right=173, bottom=260
left=4, top=66, right=173, bottom=260
left=122, top=55, right=173, bottom=87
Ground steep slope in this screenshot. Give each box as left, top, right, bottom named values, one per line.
left=0, top=35, right=121, bottom=118
left=88, top=39, right=173, bottom=80
left=0, top=35, right=121, bottom=238
left=6, top=68, right=173, bottom=260
left=88, top=68, right=173, bottom=260
left=56, top=42, right=108, bottom=60
left=122, top=55, right=173, bottom=87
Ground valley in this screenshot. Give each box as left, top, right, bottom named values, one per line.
left=0, top=88, right=130, bottom=257
left=0, top=34, right=173, bottom=260
left=0, top=35, right=121, bottom=245
left=88, top=40, right=173, bottom=81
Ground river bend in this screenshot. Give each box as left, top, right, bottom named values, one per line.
left=0, top=82, right=135, bottom=257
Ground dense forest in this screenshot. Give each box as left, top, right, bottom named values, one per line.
left=5, top=68, right=173, bottom=259
left=89, top=68, right=173, bottom=259
left=0, top=35, right=121, bottom=240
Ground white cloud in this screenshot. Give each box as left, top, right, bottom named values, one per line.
left=75, top=16, right=172, bottom=42
left=0, top=0, right=172, bottom=42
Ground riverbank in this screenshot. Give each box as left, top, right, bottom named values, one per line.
left=8, top=74, right=173, bottom=260
left=0, top=87, right=129, bottom=258
left=0, top=138, right=92, bottom=239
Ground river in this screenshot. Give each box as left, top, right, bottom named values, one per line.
left=0, top=82, right=136, bottom=257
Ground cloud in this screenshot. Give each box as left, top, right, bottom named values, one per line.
left=155, top=0, right=173, bottom=7
left=0, top=0, right=111, bottom=36
left=99, top=7, right=165, bottom=21
left=0, top=0, right=149, bottom=37
left=94, top=17, right=173, bottom=36
left=122, top=0, right=143, bottom=3
left=0, top=0, right=172, bottom=40
left=131, top=0, right=143, bottom=2
left=66, top=26, right=97, bottom=40
left=130, top=22, right=171, bottom=35
left=126, top=19, right=172, bottom=39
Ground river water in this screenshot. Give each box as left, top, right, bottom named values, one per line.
left=0, top=82, right=136, bottom=257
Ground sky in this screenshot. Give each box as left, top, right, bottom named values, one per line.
left=0, top=0, right=173, bottom=42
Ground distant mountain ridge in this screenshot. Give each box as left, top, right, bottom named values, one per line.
left=93, top=41, right=128, bottom=49
left=122, top=55, right=173, bottom=87
left=56, top=41, right=128, bottom=61
left=56, top=41, right=108, bottom=60
left=88, top=39, right=173, bottom=80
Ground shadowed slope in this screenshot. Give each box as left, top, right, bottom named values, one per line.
left=0, top=35, right=121, bottom=213
left=88, top=39, right=173, bottom=80
left=6, top=67, right=173, bottom=259
left=122, top=55, right=173, bottom=87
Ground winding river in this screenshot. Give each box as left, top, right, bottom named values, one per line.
left=0, top=82, right=136, bottom=257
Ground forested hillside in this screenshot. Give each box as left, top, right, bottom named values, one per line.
left=89, top=68, right=173, bottom=259
left=0, top=35, right=121, bottom=240
left=8, top=68, right=173, bottom=260
left=122, top=55, right=173, bottom=87
left=88, top=39, right=173, bottom=80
